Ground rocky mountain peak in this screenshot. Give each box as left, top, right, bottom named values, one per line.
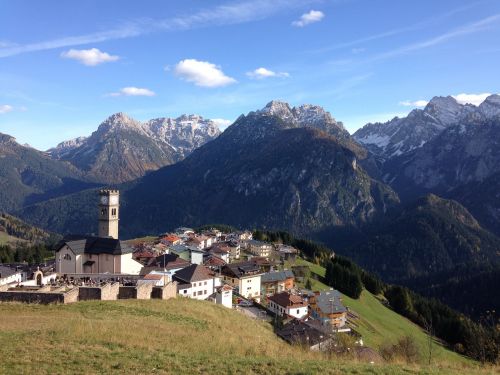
left=423, top=96, right=463, bottom=126
left=255, top=100, right=348, bottom=138
left=98, top=112, right=143, bottom=133
left=479, top=94, right=500, bottom=118
left=259, top=100, right=294, bottom=121
left=0, top=132, right=17, bottom=145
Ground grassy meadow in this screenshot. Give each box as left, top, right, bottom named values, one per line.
left=0, top=298, right=497, bottom=375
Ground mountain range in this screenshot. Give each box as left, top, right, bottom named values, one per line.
left=2, top=96, right=500, bottom=316
left=47, top=112, right=220, bottom=183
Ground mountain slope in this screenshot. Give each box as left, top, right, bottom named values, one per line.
left=18, top=101, right=399, bottom=239
left=48, top=113, right=220, bottom=183
left=383, top=113, right=500, bottom=201
left=0, top=132, right=94, bottom=212
left=119, top=101, right=398, bottom=238
left=0, top=212, right=59, bottom=244
left=347, top=194, right=500, bottom=283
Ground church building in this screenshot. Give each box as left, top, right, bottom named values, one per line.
left=55, top=189, right=143, bottom=275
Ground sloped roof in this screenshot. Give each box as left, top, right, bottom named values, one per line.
left=314, top=290, right=347, bottom=314
left=221, top=261, right=261, bottom=278
left=276, top=320, right=326, bottom=346
left=56, top=236, right=133, bottom=255
left=269, top=292, right=307, bottom=308
left=261, top=270, right=294, bottom=283
left=173, top=264, right=214, bottom=283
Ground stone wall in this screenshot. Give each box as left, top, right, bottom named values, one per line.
left=118, top=284, right=152, bottom=300
left=152, top=282, right=177, bottom=300
left=0, top=287, right=79, bottom=304
left=79, top=282, right=120, bottom=301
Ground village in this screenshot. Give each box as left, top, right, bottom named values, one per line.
left=0, top=189, right=361, bottom=354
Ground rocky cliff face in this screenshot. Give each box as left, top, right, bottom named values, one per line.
left=48, top=112, right=221, bottom=183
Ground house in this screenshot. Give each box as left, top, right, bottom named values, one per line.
left=223, top=240, right=241, bottom=261
left=161, top=234, right=182, bottom=246
left=208, top=245, right=230, bottom=263
left=249, top=256, right=277, bottom=273
left=0, top=265, right=23, bottom=286
left=175, top=227, right=195, bottom=235
left=173, top=264, right=218, bottom=300
left=55, top=236, right=143, bottom=275
left=147, top=253, right=191, bottom=274
left=133, top=249, right=157, bottom=264
left=168, top=244, right=191, bottom=261
left=309, top=290, right=347, bottom=328
left=268, top=292, right=308, bottom=319
left=248, top=240, right=273, bottom=258
left=261, top=270, right=295, bottom=295
left=137, top=273, right=167, bottom=287
left=276, top=320, right=331, bottom=351
left=203, top=254, right=227, bottom=270
left=190, top=248, right=205, bottom=265
left=214, top=284, right=233, bottom=308
left=220, top=261, right=262, bottom=301
left=276, top=245, right=298, bottom=261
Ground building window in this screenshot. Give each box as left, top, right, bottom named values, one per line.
left=63, top=253, right=71, bottom=261
left=204, top=290, right=207, bottom=295
left=193, top=282, right=196, bottom=287
left=111, top=208, right=117, bottom=216
left=183, top=290, right=187, bottom=294
left=204, top=281, right=207, bottom=285
left=297, top=309, right=300, bottom=315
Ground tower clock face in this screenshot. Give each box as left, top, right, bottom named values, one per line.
left=100, top=196, right=108, bottom=205
left=110, top=195, right=118, bottom=205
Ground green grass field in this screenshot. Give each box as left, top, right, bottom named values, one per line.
left=0, top=299, right=495, bottom=375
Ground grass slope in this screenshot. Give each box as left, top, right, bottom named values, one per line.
left=287, top=258, right=470, bottom=365
left=0, top=299, right=493, bottom=375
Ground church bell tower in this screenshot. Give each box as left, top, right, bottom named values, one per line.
left=98, top=189, right=119, bottom=239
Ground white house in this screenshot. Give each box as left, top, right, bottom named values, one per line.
left=173, top=264, right=218, bottom=300
left=268, top=292, right=308, bottom=319
left=215, top=284, right=233, bottom=308
left=55, top=237, right=143, bottom=275
left=248, top=240, right=273, bottom=258
left=0, top=265, right=23, bottom=286
left=190, top=248, right=205, bottom=265
left=221, top=261, right=262, bottom=301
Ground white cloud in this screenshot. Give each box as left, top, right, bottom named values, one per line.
left=174, top=59, right=236, bottom=88
left=0, top=104, right=13, bottom=114
left=61, top=48, right=119, bottom=66
left=399, top=100, right=429, bottom=107
left=292, top=10, right=324, bottom=27
left=453, top=93, right=491, bottom=106
left=246, top=67, right=289, bottom=79
left=108, top=87, right=156, bottom=97
left=211, top=118, right=233, bottom=130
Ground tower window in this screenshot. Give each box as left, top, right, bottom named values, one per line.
left=101, top=208, right=107, bottom=216
left=111, top=208, right=117, bottom=216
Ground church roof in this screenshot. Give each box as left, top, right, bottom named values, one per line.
left=55, top=236, right=133, bottom=256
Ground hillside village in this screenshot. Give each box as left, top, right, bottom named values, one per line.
left=0, top=189, right=359, bottom=354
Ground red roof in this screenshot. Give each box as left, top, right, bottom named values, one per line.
left=143, top=274, right=163, bottom=280
left=162, top=234, right=181, bottom=242
left=269, top=292, right=307, bottom=308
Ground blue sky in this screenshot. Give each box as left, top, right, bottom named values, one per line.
left=1, top=0, right=500, bottom=150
